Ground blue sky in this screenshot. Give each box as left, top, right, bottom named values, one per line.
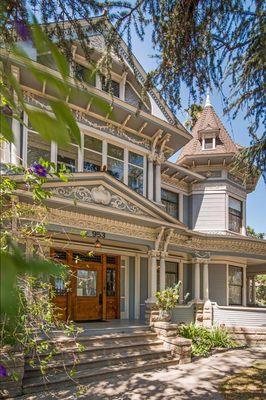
left=129, top=26, right=265, bottom=234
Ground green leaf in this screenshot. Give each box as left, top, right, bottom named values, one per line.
left=0, top=113, right=14, bottom=141
left=28, top=66, right=70, bottom=98
left=49, top=99, right=81, bottom=146
left=26, top=107, right=70, bottom=145
left=31, top=18, right=69, bottom=79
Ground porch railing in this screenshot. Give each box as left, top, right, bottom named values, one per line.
left=213, top=303, right=266, bottom=327
left=171, top=302, right=194, bottom=325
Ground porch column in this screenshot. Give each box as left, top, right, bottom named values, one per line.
left=194, top=261, right=200, bottom=301
left=252, top=276, right=256, bottom=305
left=159, top=252, right=166, bottom=291
left=10, top=66, right=21, bottom=166
left=150, top=250, right=158, bottom=300
left=242, top=265, right=247, bottom=306
left=155, top=160, right=161, bottom=203
left=148, top=155, right=154, bottom=201
left=179, top=261, right=184, bottom=304
left=203, top=262, right=209, bottom=301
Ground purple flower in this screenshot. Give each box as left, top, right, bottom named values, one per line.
left=32, top=164, right=47, bottom=177
left=14, top=20, right=31, bottom=41
left=0, top=364, right=7, bottom=378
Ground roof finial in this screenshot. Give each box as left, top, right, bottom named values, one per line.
left=205, top=88, right=212, bottom=107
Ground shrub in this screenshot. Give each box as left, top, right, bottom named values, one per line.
left=155, top=283, right=181, bottom=311
left=178, top=323, right=236, bottom=357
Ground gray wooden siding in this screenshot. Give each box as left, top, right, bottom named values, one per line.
left=192, top=193, right=226, bottom=231
left=140, top=257, right=148, bottom=320
left=183, top=195, right=189, bottom=227
left=129, top=256, right=135, bottom=319
left=213, top=304, right=266, bottom=327
left=184, top=264, right=193, bottom=301
left=209, top=264, right=227, bottom=305
left=172, top=303, right=194, bottom=325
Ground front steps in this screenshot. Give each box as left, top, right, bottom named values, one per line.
left=22, top=328, right=183, bottom=394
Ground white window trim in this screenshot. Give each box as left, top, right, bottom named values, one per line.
left=120, top=256, right=129, bottom=319
left=202, top=136, right=216, bottom=150
left=128, top=150, right=145, bottom=195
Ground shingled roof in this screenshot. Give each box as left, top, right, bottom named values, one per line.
left=177, top=95, right=241, bottom=164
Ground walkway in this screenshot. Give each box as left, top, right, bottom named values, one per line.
left=19, top=347, right=265, bottom=399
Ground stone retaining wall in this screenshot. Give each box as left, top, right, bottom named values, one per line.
left=0, top=350, right=24, bottom=398
left=226, top=326, right=266, bottom=346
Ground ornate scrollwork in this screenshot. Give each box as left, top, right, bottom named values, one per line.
left=51, top=185, right=148, bottom=216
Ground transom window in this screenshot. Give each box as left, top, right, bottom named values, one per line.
left=161, top=189, right=179, bottom=219
left=107, top=143, right=124, bottom=181
left=128, top=151, right=144, bottom=194
left=229, top=266, right=243, bottom=305
left=84, top=135, right=102, bottom=172
left=229, top=197, right=242, bottom=233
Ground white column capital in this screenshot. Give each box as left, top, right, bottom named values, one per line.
left=148, top=250, right=159, bottom=258
left=160, top=251, right=168, bottom=259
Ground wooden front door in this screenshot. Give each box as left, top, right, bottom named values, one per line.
left=51, top=250, right=120, bottom=321
left=73, top=260, right=102, bottom=321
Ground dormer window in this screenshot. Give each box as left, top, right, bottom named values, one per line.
left=202, top=137, right=216, bottom=150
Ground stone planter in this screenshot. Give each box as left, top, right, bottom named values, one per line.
left=0, top=347, right=24, bottom=398
left=158, top=310, right=171, bottom=322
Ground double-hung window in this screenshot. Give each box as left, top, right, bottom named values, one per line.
left=128, top=151, right=144, bottom=194
left=107, top=143, right=124, bottom=181
left=161, top=189, right=179, bottom=219
left=57, top=143, right=78, bottom=172
left=27, top=129, right=51, bottom=165
left=84, top=135, right=102, bottom=172
left=229, top=266, right=243, bottom=305
left=229, top=197, right=242, bottom=233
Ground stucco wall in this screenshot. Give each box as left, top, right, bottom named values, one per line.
left=209, top=264, right=227, bottom=305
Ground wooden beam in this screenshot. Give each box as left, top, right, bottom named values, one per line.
left=122, top=114, right=131, bottom=128
left=180, top=175, right=188, bottom=182
left=170, top=171, right=179, bottom=179
left=161, top=167, right=169, bottom=174
left=86, top=97, right=93, bottom=111
left=42, top=80, right=46, bottom=94
left=138, top=122, right=147, bottom=134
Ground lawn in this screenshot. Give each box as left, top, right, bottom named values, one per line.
left=220, top=360, right=266, bottom=400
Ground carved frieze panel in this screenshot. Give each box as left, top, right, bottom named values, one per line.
left=51, top=185, right=149, bottom=216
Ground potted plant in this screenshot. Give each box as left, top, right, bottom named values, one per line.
left=156, top=282, right=181, bottom=322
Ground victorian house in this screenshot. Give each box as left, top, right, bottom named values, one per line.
left=1, top=22, right=266, bottom=328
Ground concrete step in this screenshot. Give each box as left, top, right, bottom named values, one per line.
left=24, top=347, right=171, bottom=379
left=23, top=355, right=179, bottom=394
left=33, top=331, right=158, bottom=351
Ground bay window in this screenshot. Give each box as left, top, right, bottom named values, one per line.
left=229, top=266, right=243, bottom=305
left=57, top=143, right=78, bottom=172
left=107, top=143, right=124, bottom=181
left=161, top=189, right=179, bottom=219
left=229, top=197, right=242, bottom=233
left=128, top=151, right=144, bottom=194
left=84, top=135, right=102, bottom=172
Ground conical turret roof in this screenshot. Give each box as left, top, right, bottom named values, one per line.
left=177, top=96, right=241, bottom=165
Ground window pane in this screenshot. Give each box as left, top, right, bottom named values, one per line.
left=204, top=138, right=213, bottom=149
left=161, top=189, right=178, bottom=203
left=107, top=158, right=124, bottom=181
left=129, top=151, right=143, bottom=167
left=102, top=78, right=120, bottom=98
left=107, top=143, right=124, bottom=160
left=28, top=131, right=51, bottom=165
left=76, top=270, right=97, bottom=297
left=229, top=197, right=242, bottom=212
left=166, top=273, right=177, bottom=288
left=75, top=64, right=96, bottom=86
left=57, top=144, right=78, bottom=172
left=84, top=149, right=102, bottom=172
left=84, top=135, right=102, bottom=153
left=229, top=266, right=243, bottom=285
left=120, top=268, right=125, bottom=297
left=128, top=165, right=143, bottom=194
left=229, top=286, right=242, bottom=305
left=106, top=268, right=116, bottom=296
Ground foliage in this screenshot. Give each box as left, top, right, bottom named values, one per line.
left=246, top=226, right=265, bottom=240
left=156, top=282, right=181, bottom=311
left=184, top=104, right=203, bottom=131
left=178, top=323, right=236, bottom=357
left=1, top=1, right=264, bottom=178
left=255, top=275, right=266, bottom=306
left=0, top=275, right=86, bottom=393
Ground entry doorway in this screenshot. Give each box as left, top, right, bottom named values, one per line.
left=51, top=249, right=120, bottom=321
